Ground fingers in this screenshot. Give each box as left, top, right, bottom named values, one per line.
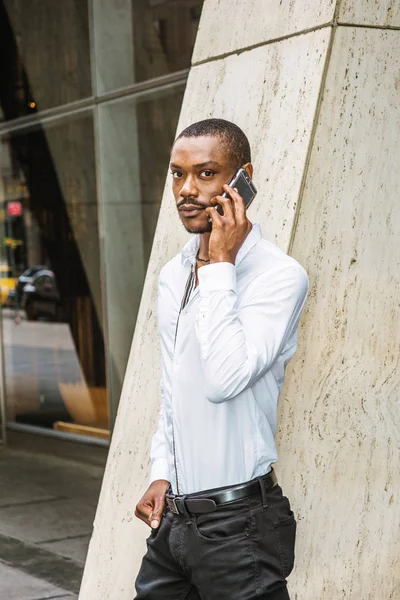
left=135, top=501, right=152, bottom=527
left=223, top=184, right=246, bottom=224
left=150, top=495, right=165, bottom=529
left=205, top=206, right=223, bottom=227
left=135, top=510, right=151, bottom=526
left=210, top=195, right=235, bottom=222
left=135, top=496, right=165, bottom=529
left=135, top=480, right=170, bottom=529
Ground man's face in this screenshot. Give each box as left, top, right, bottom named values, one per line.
left=170, top=135, right=237, bottom=234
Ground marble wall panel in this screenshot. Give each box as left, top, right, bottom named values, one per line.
left=193, top=0, right=335, bottom=63
left=279, top=26, right=400, bottom=599
left=339, top=0, right=400, bottom=27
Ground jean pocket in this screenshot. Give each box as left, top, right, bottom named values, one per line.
left=273, top=513, right=296, bottom=578
left=193, top=503, right=251, bottom=543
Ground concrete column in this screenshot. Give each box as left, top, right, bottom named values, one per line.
left=90, top=0, right=135, bottom=95
left=80, top=2, right=400, bottom=598
left=94, top=99, right=144, bottom=417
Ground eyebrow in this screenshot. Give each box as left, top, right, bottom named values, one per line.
left=170, top=160, right=222, bottom=169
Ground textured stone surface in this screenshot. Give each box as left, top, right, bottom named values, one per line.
left=278, top=26, right=400, bottom=599
left=79, top=28, right=330, bottom=600
left=339, top=0, right=400, bottom=26
left=193, top=0, right=335, bottom=63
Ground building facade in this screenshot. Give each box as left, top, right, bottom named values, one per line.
left=0, top=0, right=203, bottom=443
left=80, top=1, right=400, bottom=599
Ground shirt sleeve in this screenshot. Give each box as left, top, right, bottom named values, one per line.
left=149, top=380, right=171, bottom=484
left=196, top=261, right=309, bottom=403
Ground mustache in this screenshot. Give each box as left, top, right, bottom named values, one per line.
left=176, top=198, right=208, bottom=209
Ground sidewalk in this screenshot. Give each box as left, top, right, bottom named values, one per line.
left=0, top=431, right=108, bottom=600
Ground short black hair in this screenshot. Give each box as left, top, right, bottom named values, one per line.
left=175, top=118, right=251, bottom=167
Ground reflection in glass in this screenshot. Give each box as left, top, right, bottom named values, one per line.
left=0, top=113, right=108, bottom=438
left=97, top=82, right=185, bottom=410
left=0, top=0, right=91, bottom=117
left=92, top=0, right=203, bottom=95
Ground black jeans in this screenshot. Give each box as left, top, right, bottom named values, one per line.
left=135, top=482, right=296, bottom=600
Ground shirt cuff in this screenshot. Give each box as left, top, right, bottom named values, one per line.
left=198, top=262, right=237, bottom=294
left=149, top=458, right=170, bottom=485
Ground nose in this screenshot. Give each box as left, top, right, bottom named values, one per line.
left=180, top=174, right=198, bottom=199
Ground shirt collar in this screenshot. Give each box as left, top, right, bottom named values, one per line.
left=180, top=222, right=262, bottom=267
left=181, top=234, right=200, bottom=266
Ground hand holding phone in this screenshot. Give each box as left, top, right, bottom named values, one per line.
left=206, top=178, right=254, bottom=264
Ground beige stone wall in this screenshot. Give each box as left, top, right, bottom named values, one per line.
left=279, top=23, right=400, bottom=599
left=80, top=2, right=400, bottom=598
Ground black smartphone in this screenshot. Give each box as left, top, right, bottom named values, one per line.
left=216, top=168, right=257, bottom=215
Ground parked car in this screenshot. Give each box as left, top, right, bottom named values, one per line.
left=21, top=269, right=61, bottom=321
left=15, top=265, right=48, bottom=304
left=0, top=264, right=17, bottom=306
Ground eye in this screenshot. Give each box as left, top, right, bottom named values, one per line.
left=171, top=171, right=183, bottom=179
left=200, top=170, right=214, bottom=178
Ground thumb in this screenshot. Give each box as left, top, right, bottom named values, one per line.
left=150, top=496, right=164, bottom=529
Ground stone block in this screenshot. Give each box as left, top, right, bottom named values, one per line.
left=339, top=0, right=400, bottom=27
left=193, top=0, right=335, bottom=63
left=279, top=25, right=400, bottom=599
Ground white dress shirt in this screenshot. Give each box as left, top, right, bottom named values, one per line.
left=150, top=223, right=309, bottom=494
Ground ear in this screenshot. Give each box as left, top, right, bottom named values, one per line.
left=242, top=162, right=253, bottom=179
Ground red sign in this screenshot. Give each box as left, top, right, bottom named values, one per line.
left=7, top=202, right=23, bottom=217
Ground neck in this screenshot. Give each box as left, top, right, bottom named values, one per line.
left=198, top=232, right=211, bottom=260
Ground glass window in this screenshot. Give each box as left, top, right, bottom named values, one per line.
left=92, top=0, right=203, bottom=95
left=96, top=82, right=186, bottom=411
left=0, top=111, right=109, bottom=439
left=0, top=0, right=92, bottom=118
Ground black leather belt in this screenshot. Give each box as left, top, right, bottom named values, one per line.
left=166, top=470, right=277, bottom=515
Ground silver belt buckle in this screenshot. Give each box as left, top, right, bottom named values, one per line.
left=168, top=497, right=179, bottom=515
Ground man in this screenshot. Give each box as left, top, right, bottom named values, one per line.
left=135, top=119, right=308, bottom=600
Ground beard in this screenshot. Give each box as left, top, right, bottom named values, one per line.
left=182, top=220, right=212, bottom=234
